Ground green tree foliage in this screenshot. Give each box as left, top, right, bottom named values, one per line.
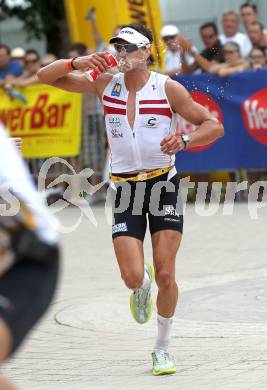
left=0, top=0, right=68, bottom=56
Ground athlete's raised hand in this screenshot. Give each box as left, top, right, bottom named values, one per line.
left=71, top=52, right=111, bottom=73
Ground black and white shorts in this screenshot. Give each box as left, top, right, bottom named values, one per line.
left=111, top=170, right=184, bottom=241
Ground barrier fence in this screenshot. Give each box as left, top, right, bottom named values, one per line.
left=174, top=69, right=267, bottom=173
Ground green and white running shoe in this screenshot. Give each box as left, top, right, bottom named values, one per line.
left=130, top=262, right=155, bottom=324
left=152, top=351, right=176, bottom=376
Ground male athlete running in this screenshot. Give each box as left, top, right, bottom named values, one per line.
left=37, top=24, right=223, bottom=375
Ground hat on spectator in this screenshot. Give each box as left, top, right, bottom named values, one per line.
left=11, top=47, right=25, bottom=58
left=161, top=25, right=179, bottom=38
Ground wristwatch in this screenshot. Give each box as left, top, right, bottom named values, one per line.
left=181, top=133, right=191, bottom=149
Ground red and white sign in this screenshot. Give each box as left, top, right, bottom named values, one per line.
left=242, top=88, right=267, bottom=145
left=176, top=91, right=223, bottom=152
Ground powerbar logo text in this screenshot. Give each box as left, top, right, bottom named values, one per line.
left=0, top=94, right=71, bottom=131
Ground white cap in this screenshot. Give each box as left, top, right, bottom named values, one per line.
left=11, top=47, right=25, bottom=58
left=109, top=27, right=150, bottom=47
left=161, top=25, right=179, bottom=38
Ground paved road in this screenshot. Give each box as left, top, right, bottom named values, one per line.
left=3, top=202, right=267, bottom=390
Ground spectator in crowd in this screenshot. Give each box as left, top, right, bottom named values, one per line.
left=85, top=7, right=123, bottom=59
left=240, top=2, right=267, bottom=31
left=181, top=22, right=224, bottom=73
left=209, top=41, right=250, bottom=76
left=11, top=47, right=25, bottom=68
left=0, top=44, right=23, bottom=85
left=85, top=7, right=106, bottom=52
left=240, top=2, right=258, bottom=27
left=249, top=47, right=266, bottom=69
left=246, top=21, right=267, bottom=51
left=67, top=42, right=87, bottom=59
left=10, top=49, right=41, bottom=87
left=40, top=53, right=57, bottom=67
left=220, top=10, right=252, bottom=58
left=161, top=24, right=195, bottom=76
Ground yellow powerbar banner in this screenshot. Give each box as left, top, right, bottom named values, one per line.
left=0, top=85, right=82, bottom=158
left=64, top=0, right=164, bottom=68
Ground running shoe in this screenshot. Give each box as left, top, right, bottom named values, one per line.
left=152, top=350, right=176, bottom=376
left=130, top=262, right=155, bottom=324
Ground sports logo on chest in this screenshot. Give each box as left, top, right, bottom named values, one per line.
left=109, top=117, right=121, bottom=127
left=111, top=83, right=122, bottom=97
left=108, top=117, right=123, bottom=138
left=111, top=129, right=123, bottom=138
left=145, top=117, right=158, bottom=128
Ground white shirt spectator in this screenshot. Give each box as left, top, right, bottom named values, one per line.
left=219, top=32, right=252, bottom=58
left=161, top=24, right=195, bottom=74
left=164, top=49, right=195, bottom=74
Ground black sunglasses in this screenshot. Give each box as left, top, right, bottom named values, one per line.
left=25, top=58, right=39, bottom=64
left=163, top=35, right=177, bottom=41
left=114, top=43, right=140, bottom=53
left=202, top=33, right=216, bottom=40
left=223, top=49, right=238, bottom=54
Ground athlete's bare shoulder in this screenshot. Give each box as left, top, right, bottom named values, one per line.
left=93, top=73, right=114, bottom=97
left=164, top=77, right=193, bottom=111
left=165, top=77, right=189, bottom=98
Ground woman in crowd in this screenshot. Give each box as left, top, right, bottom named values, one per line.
left=249, top=47, right=266, bottom=69
left=209, top=41, right=250, bottom=76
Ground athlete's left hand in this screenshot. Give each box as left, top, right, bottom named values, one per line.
left=160, top=134, right=185, bottom=155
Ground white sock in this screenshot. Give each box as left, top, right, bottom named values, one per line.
left=154, top=314, right=173, bottom=352
left=140, top=267, right=150, bottom=290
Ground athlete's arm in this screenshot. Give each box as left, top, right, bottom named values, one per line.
left=37, top=52, right=112, bottom=96
left=161, top=79, right=224, bottom=155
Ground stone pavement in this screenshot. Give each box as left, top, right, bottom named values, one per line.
left=2, top=202, right=267, bottom=390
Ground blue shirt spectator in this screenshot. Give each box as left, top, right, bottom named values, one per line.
left=0, top=60, right=23, bottom=79
left=0, top=44, right=23, bottom=80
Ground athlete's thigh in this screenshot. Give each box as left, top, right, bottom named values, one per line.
left=113, top=235, right=145, bottom=278
left=151, top=229, right=182, bottom=274
left=111, top=180, right=147, bottom=276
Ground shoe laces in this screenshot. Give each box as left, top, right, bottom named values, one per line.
left=154, top=350, right=168, bottom=364
left=135, top=286, right=150, bottom=308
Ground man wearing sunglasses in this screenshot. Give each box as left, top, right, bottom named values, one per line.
left=38, top=23, right=224, bottom=376
left=10, top=49, right=41, bottom=88
left=181, top=22, right=225, bottom=74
